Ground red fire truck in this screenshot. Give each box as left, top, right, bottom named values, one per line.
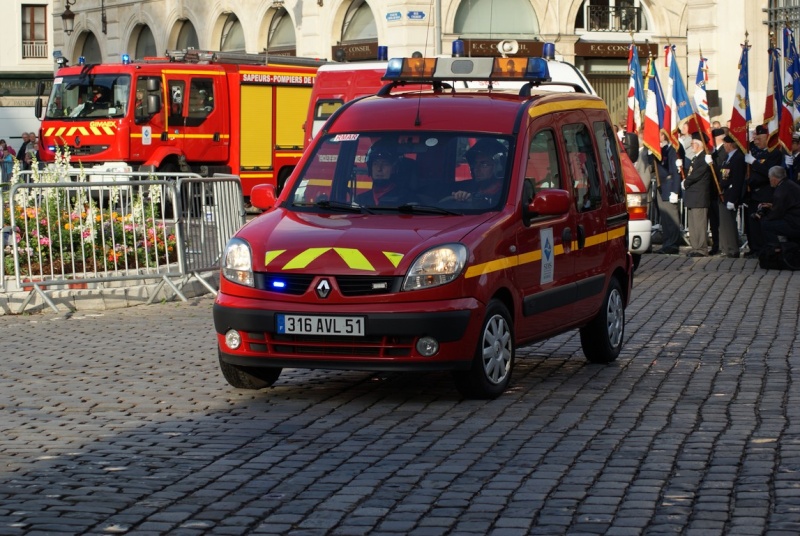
left=35, top=50, right=326, bottom=197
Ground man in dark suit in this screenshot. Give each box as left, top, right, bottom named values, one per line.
left=651, top=132, right=685, bottom=254
left=707, top=127, right=727, bottom=254
left=716, top=134, right=747, bottom=257
left=743, top=125, right=782, bottom=256
left=683, top=132, right=713, bottom=257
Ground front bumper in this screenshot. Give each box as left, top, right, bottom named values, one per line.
left=213, top=294, right=481, bottom=371
left=628, top=218, right=652, bottom=254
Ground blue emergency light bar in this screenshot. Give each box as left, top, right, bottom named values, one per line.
left=383, top=56, right=551, bottom=83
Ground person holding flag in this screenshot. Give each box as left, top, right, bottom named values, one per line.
left=626, top=42, right=646, bottom=136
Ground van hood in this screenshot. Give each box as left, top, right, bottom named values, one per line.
left=239, top=208, right=492, bottom=275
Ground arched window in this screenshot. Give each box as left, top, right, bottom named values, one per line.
left=454, top=0, right=539, bottom=37
left=342, top=0, right=377, bottom=42
left=81, top=33, right=102, bottom=64
left=221, top=13, right=245, bottom=52
left=176, top=20, right=199, bottom=50
left=575, top=0, right=649, bottom=32
left=135, top=26, right=157, bottom=59
left=267, top=9, right=296, bottom=53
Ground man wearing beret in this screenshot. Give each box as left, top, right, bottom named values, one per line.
left=683, top=132, right=714, bottom=257
left=744, top=125, right=782, bottom=257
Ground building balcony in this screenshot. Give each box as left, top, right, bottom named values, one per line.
left=22, top=40, right=48, bottom=59
left=586, top=6, right=642, bottom=33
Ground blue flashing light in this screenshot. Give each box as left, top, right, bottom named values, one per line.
left=121, top=53, right=131, bottom=65
left=542, top=42, right=556, bottom=60
left=452, top=39, right=465, bottom=57
left=384, top=58, right=404, bottom=79
left=78, top=56, right=86, bottom=65
left=525, top=58, right=551, bottom=81
left=377, top=45, right=388, bottom=61
left=48, top=145, right=56, bottom=152
left=271, top=280, right=287, bottom=289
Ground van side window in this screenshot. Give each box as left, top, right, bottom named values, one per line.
left=525, top=130, right=561, bottom=193
left=593, top=121, right=625, bottom=206
left=563, top=123, right=601, bottom=211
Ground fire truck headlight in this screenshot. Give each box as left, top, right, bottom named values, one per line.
left=403, top=244, right=467, bottom=291
left=222, top=238, right=254, bottom=287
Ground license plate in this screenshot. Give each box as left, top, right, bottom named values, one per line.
left=276, top=314, right=365, bottom=336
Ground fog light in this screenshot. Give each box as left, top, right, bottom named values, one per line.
left=416, top=337, right=439, bottom=357
left=225, top=329, right=242, bottom=350
left=632, top=236, right=642, bottom=249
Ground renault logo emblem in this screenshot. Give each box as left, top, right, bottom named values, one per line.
left=316, top=279, right=331, bottom=299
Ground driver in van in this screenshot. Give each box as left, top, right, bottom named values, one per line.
left=356, top=139, right=413, bottom=206
left=451, top=138, right=507, bottom=206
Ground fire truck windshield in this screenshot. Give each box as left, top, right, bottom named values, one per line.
left=46, top=74, right=132, bottom=120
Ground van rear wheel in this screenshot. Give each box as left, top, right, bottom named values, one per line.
left=580, top=278, right=625, bottom=364
left=218, top=351, right=282, bottom=389
left=453, top=300, right=514, bottom=399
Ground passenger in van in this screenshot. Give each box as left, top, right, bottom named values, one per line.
left=356, top=139, right=413, bottom=206
left=450, top=139, right=507, bottom=206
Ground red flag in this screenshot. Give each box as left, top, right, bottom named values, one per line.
left=728, top=39, right=751, bottom=153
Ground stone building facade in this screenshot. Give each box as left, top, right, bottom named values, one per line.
left=0, top=0, right=788, bottom=142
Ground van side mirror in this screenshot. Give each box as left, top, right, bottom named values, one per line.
left=251, top=184, right=277, bottom=211
left=36, top=81, right=45, bottom=96
left=524, top=188, right=571, bottom=224
left=146, top=78, right=160, bottom=92
left=35, top=98, right=43, bottom=119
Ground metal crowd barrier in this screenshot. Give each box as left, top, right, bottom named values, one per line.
left=1, top=169, right=245, bottom=313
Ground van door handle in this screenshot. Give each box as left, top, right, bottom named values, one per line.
left=577, top=225, right=586, bottom=249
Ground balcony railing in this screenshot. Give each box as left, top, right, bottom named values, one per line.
left=586, top=5, right=642, bottom=33
left=22, top=40, right=48, bottom=59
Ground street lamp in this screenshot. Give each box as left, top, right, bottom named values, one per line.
left=62, top=0, right=76, bottom=36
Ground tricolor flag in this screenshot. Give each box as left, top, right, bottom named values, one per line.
left=693, top=55, right=714, bottom=151
left=728, top=40, right=751, bottom=153
left=642, top=57, right=666, bottom=160
left=626, top=43, right=646, bottom=134
left=665, top=45, right=695, bottom=147
left=764, top=46, right=789, bottom=151
left=783, top=27, right=800, bottom=126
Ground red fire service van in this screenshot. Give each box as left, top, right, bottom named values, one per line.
left=305, top=58, right=652, bottom=268
left=35, top=50, right=325, bottom=198
left=213, top=45, right=635, bottom=399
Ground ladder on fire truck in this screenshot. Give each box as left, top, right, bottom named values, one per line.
left=163, top=49, right=327, bottom=68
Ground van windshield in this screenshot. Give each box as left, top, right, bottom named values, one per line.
left=288, top=132, right=512, bottom=214
left=46, top=74, right=131, bottom=120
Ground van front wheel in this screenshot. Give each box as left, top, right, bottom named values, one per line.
left=453, top=300, right=514, bottom=399
left=218, top=351, right=282, bottom=389
left=580, top=278, right=625, bottom=364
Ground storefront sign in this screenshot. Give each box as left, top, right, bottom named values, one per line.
left=459, top=39, right=543, bottom=57
left=331, top=41, right=379, bottom=62
left=574, top=41, right=659, bottom=58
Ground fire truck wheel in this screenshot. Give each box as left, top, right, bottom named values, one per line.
left=580, top=277, right=624, bottom=364
left=453, top=299, right=514, bottom=399
left=218, top=351, right=282, bottom=389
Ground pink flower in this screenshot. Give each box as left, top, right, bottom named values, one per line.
left=39, top=237, right=51, bottom=246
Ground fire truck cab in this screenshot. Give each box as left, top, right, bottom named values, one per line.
left=36, top=50, right=325, bottom=197
left=213, top=51, right=634, bottom=399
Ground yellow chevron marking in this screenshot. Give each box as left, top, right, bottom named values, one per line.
left=264, top=250, right=286, bottom=266
left=383, top=252, right=404, bottom=268
left=333, top=248, right=374, bottom=271
left=283, top=247, right=330, bottom=270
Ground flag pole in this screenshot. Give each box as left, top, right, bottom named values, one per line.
left=693, top=46, right=723, bottom=198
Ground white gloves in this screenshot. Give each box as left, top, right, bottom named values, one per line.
left=676, top=159, right=683, bottom=169
left=726, top=201, right=735, bottom=211
left=744, top=153, right=756, bottom=164
left=681, top=180, right=686, bottom=190
left=786, top=154, right=794, bottom=166
left=704, top=154, right=713, bottom=164
left=669, top=192, right=679, bottom=204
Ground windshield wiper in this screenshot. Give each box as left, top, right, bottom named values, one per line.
left=371, top=203, right=461, bottom=215
left=293, top=200, right=371, bottom=213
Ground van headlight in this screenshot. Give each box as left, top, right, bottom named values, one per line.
left=222, top=238, right=254, bottom=287
left=403, top=244, right=467, bottom=291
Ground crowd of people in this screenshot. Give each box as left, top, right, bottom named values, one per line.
left=0, top=132, right=42, bottom=184
left=625, top=120, right=800, bottom=262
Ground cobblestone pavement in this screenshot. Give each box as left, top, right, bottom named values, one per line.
left=1, top=254, right=799, bottom=535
